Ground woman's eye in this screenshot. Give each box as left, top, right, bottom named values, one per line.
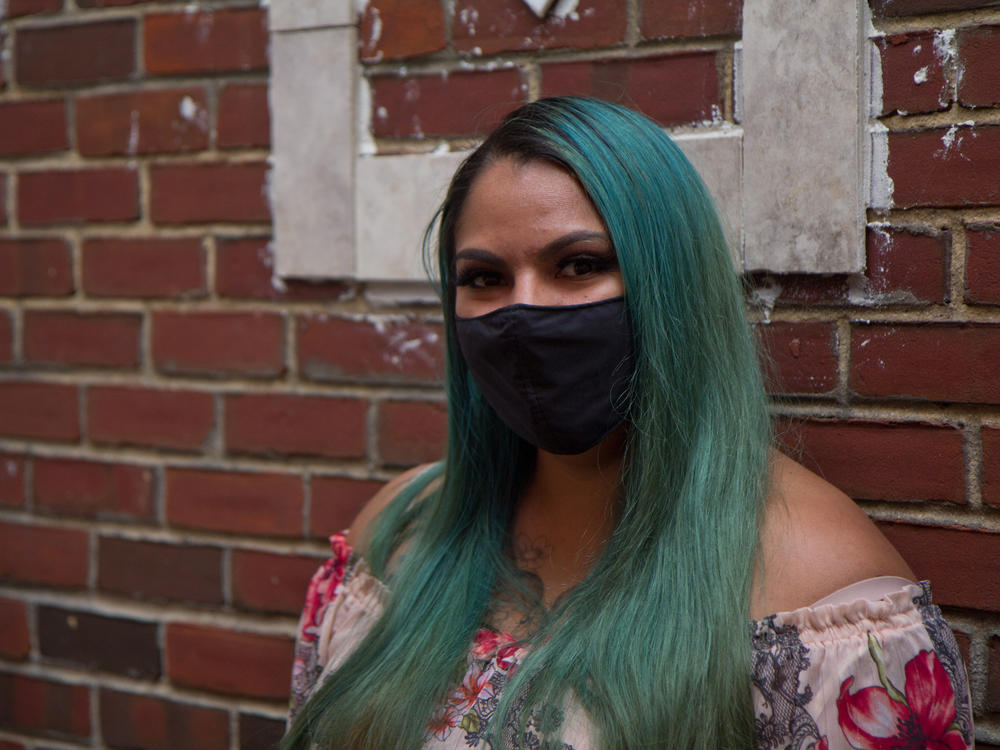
left=456, top=269, right=503, bottom=288
left=557, top=256, right=613, bottom=278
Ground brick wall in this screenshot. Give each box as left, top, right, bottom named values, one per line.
left=0, top=0, right=999, bottom=748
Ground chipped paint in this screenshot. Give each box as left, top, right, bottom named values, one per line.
left=869, top=123, right=893, bottom=209
left=367, top=7, right=382, bottom=47
left=358, top=76, right=377, bottom=156
left=459, top=7, right=479, bottom=35
left=179, top=95, right=198, bottom=121
left=913, top=66, right=928, bottom=84
left=868, top=40, right=883, bottom=118
left=552, top=0, right=580, bottom=19
left=751, top=278, right=782, bottom=323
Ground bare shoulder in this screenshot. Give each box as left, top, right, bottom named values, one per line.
left=750, top=450, right=915, bottom=619
left=344, top=463, right=439, bottom=553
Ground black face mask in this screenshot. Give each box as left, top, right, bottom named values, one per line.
left=455, top=296, right=633, bottom=455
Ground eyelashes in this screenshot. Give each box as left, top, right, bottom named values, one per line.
left=454, top=252, right=618, bottom=288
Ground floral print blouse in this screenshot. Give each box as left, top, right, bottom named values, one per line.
left=289, top=534, right=973, bottom=750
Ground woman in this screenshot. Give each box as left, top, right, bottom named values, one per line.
left=283, top=98, right=972, bottom=749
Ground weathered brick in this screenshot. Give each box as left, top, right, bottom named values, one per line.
left=16, top=20, right=134, bottom=87
left=878, top=522, right=1000, bottom=611
left=102, top=689, right=230, bottom=750
left=99, top=536, right=223, bottom=605
left=360, top=0, right=446, bottom=61
left=0, top=452, right=25, bottom=508
left=0, top=312, right=11, bottom=364
left=990, top=635, right=1000, bottom=712
left=378, top=400, right=447, bottom=466
left=225, top=394, right=367, bottom=459
left=0, top=597, right=30, bottom=660
left=145, top=9, right=268, bottom=75
left=870, top=0, right=1000, bottom=16
left=983, top=426, right=1000, bottom=508
left=239, top=713, right=286, bottom=750
left=310, top=476, right=383, bottom=538
left=958, top=25, right=1000, bottom=107
left=0, top=99, right=68, bottom=156
left=0, top=174, right=6, bottom=225
left=88, top=385, right=214, bottom=451
left=757, top=321, right=837, bottom=395
left=76, top=88, right=209, bottom=156
left=0, top=237, right=74, bottom=296
left=216, top=236, right=350, bottom=301
left=540, top=53, right=721, bottom=126
left=877, top=32, right=949, bottom=115
left=232, top=550, right=323, bottom=614
left=150, top=162, right=269, bottom=224
left=370, top=69, right=526, bottom=138
left=82, top=237, right=205, bottom=299
left=851, top=323, right=1000, bottom=403
left=641, top=0, right=741, bottom=39
left=166, top=623, right=293, bottom=699
left=3, top=0, right=63, bottom=18
left=779, top=419, right=965, bottom=503
left=966, top=223, right=1000, bottom=304
left=865, top=226, right=949, bottom=303
left=0, top=521, right=88, bottom=587
left=889, top=126, right=1000, bottom=208
left=298, top=315, right=443, bottom=384
left=0, top=741, right=25, bottom=750
left=0, top=382, right=79, bottom=442
left=152, top=310, right=284, bottom=377
left=34, top=457, right=154, bottom=521
left=24, top=310, right=141, bottom=368
left=38, top=606, right=160, bottom=678
left=453, top=0, right=625, bottom=55
left=218, top=82, right=270, bottom=148
left=19, top=168, right=139, bottom=225
left=0, top=672, right=90, bottom=738
left=166, top=467, right=304, bottom=537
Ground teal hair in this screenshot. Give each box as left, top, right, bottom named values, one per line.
left=282, top=97, right=772, bottom=749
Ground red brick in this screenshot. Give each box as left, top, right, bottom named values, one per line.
left=878, top=522, right=1000, bottom=611
left=378, top=400, right=447, bottom=466
left=310, top=476, right=384, bottom=537
left=82, top=237, right=205, bottom=299
left=239, top=713, right=285, bottom=750
left=371, top=69, right=526, bottom=138
left=0, top=382, right=79, bottom=442
left=0, top=453, right=25, bottom=508
left=34, top=457, right=154, bottom=520
left=757, top=321, right=837, bottom=395
left=877, top=32, right=949, bottom=116
left=19, top=167, right=139, bottom=225
left=966, top=223, right=1000, bottom=304
left=298, top=315, right=443, bottom=385
left=99, top=536, right=223, bottom=604
left=102, top=689, right=230, bottom=750
left=0, top=597, right=30, bottom=660
left=215, top=236, right=350, bottom=301
left=0, top=672, right=90, bottom=738
left=870, top=0, right=1000, bottom=15
left=0, top=521, right=88, bottom=587
left=0, top=174, right=6, bottom=225
left=24, top=310, right=141, bottom=368
left=78, top=0, right=169, bottom=5
left=166, top=623, right=293, bottom=699
left=360, top=0, right=446, bottom=61
left=145, top=9, right=268, bottom=75
left=152, top=310, right=284, bottom=378
left=0, top=741, right=24, bottom=750
left=38, top=605, right=160, bottom=678
left=232, top=550, right=323, bottom=614
left=889, top=126, right=1000, bottom=208
left=217, top=82, right=269, bottom=148
left=0, top=312, right=11, bottom=363
left=641, top=0, right=741, bottom=39
left=0, top=99, right=67, bottom=156
left=454, top=0, right=625, bottom=55
left=990, top=635, right=1000, bottom=712
left=958, top=25, right=1000, bottom=107
left=865, top=226, right=949, bottom=303
left=88, top=385, right=214, bottom=451
left=0, top=237, right=74, bottom=296
left=540, top=53, right=721, bottom=126
left=3, top=0, right=63, bottom=18
left=984, top=426, right=1000, bottom=507
left=779, top=419, right=965, bottom=503
left=851, top=323, right=1000, bottom=403
left=166, top=467, right=304, bottom=537
left=225, top=394, right=367, bottom=459
left=16, top=20, right=135, bottom=87
left=150, top=162, right=269, bottom=224
left=76, top=88, right=209, bottom=157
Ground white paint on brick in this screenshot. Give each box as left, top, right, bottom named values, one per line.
left=733, top=43, right=743, bottom=124
left=522, top=0, right=558, bottom=18
left=179, top=95, right=198, bottom=121
left=366, top=7, right=382, bottom=47
left=869, top=123, right=893, bottom=210
left=127, top=110, right=140, bottom=156
left=869, top=40, right=883, bottom=117
left=913, top=66, right=929, bottom=84
left=552, top=0, right=580, bottom=19
left=270, top=0, right=354, bottom=31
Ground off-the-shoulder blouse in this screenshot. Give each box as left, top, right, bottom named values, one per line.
left=289, top=534, right=973, bottom=750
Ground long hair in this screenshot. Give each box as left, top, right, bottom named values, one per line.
left=282, top=97, right=772, bottom=749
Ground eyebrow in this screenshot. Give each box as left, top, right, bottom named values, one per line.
left=454, top=230, right=611, bottom=266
